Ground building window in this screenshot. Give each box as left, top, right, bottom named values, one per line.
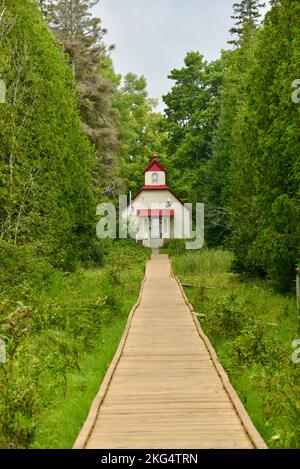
left=152, top=173, right=158, bottom=183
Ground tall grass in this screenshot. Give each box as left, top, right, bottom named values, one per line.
left=173, top=249, right=233, bottom=277
left=32, top=319, right=126, bottom=449
left=172, top=249, right=300, bottom=449
left=0, top=240, right=149, bottom=448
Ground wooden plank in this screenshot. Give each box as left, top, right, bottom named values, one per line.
left=74, top=254, right=267, bottom=450
left=72, top=267, right=147, bottom=449
left=175, top=275, right=268, bottom=449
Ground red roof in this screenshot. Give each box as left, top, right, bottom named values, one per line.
left=129, top=154, right=185, bottom=206
left=137, top=209, right=174, bottom=217
left=142, top=185, right=169, bottom=190
left=143, top=154, right=168, bottom=174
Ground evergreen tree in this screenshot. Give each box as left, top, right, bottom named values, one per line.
left=45, top=0, right=119, bottom=198
left=0, top=0, right=96, bottom=267
left=44, top=0, right=104, bottom=44
left=228, top=0, right=300, bottom=290
left=205, top=30, right=256, bottom=245
left=229, top=0, right=265, bottom=45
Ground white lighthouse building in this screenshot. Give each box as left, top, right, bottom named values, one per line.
left=123, top=154, right=191, bottom=248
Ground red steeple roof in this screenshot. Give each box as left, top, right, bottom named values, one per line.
left=143, top=153, right=168, bottom=174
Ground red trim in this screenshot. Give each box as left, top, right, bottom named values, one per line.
left=143, top=158, right=168, bottom=174
left=143, top=185, right=169, bottom=190
left=137, top=209, right=174, bottom=217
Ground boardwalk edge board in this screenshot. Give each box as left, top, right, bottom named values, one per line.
left=174, top=275, right=268, bottom=450
left=72, top=269, right=148, bottom=449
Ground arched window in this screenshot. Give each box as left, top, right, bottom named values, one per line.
left=152, top=172, right=158, bottom=183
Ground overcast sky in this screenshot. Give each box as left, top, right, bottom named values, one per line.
left=94, top=0, right=270, bottom=111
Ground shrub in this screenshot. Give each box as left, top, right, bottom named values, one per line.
left=232, top=320, right=284, bottom=367
left=205, top=294, right=250, bottom=340
left=0, top=239, right=149, bottom=448
left=0, top=242, right=56, bottom=296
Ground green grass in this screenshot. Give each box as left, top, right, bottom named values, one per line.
left=32, top=318, right=126, bottom=449
left=0, top=240, right=149, bottom=448
left=172, top=248, right=300, bottom=449
left=31, top=251, right=147, bottom=449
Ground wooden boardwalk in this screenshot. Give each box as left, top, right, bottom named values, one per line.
left=74, top=254, right=267, bottom=449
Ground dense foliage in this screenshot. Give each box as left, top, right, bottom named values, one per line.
left=42, top=0, right=166, bottom=200
left=0, top=0, right=96, bottom=268
left=172, top=249, right=300, bottom=448
left=0, top=240, right=149, bottom=448
left=0, top=0, right=299, bottom=450
left=163, top=52, right=224, bottom=206
left=227, top=0, right=300, bottom=290
left=43, top=0, right=120, bottom=197
left=0, top=0, right=153, bottom=448
left=163, top=0, right=300, bottom=291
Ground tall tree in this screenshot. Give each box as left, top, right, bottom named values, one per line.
left=228, top=0, right=300, bottom=290
left=45, top=0, right=103, bottom=43
left=114, top=72, right=167, bottom=195
left=229, top=0, right=265, bottom=45
left=204, top=29, right=256, bottom=245
left=163, top=52, right=224, bottom=209
left=0, top=0, right=96, bottom=268
left=45, top=0, right=119, bottom=198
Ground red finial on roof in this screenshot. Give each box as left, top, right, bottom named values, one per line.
left=152, top=153, right=157, bottom=160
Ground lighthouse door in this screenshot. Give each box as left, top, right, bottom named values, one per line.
left=151, top=217, right=160, bottom=239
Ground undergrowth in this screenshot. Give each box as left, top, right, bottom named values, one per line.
left=0, top=240, right=149, bottom=448
left=172, top=249, right=300, bottom=449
